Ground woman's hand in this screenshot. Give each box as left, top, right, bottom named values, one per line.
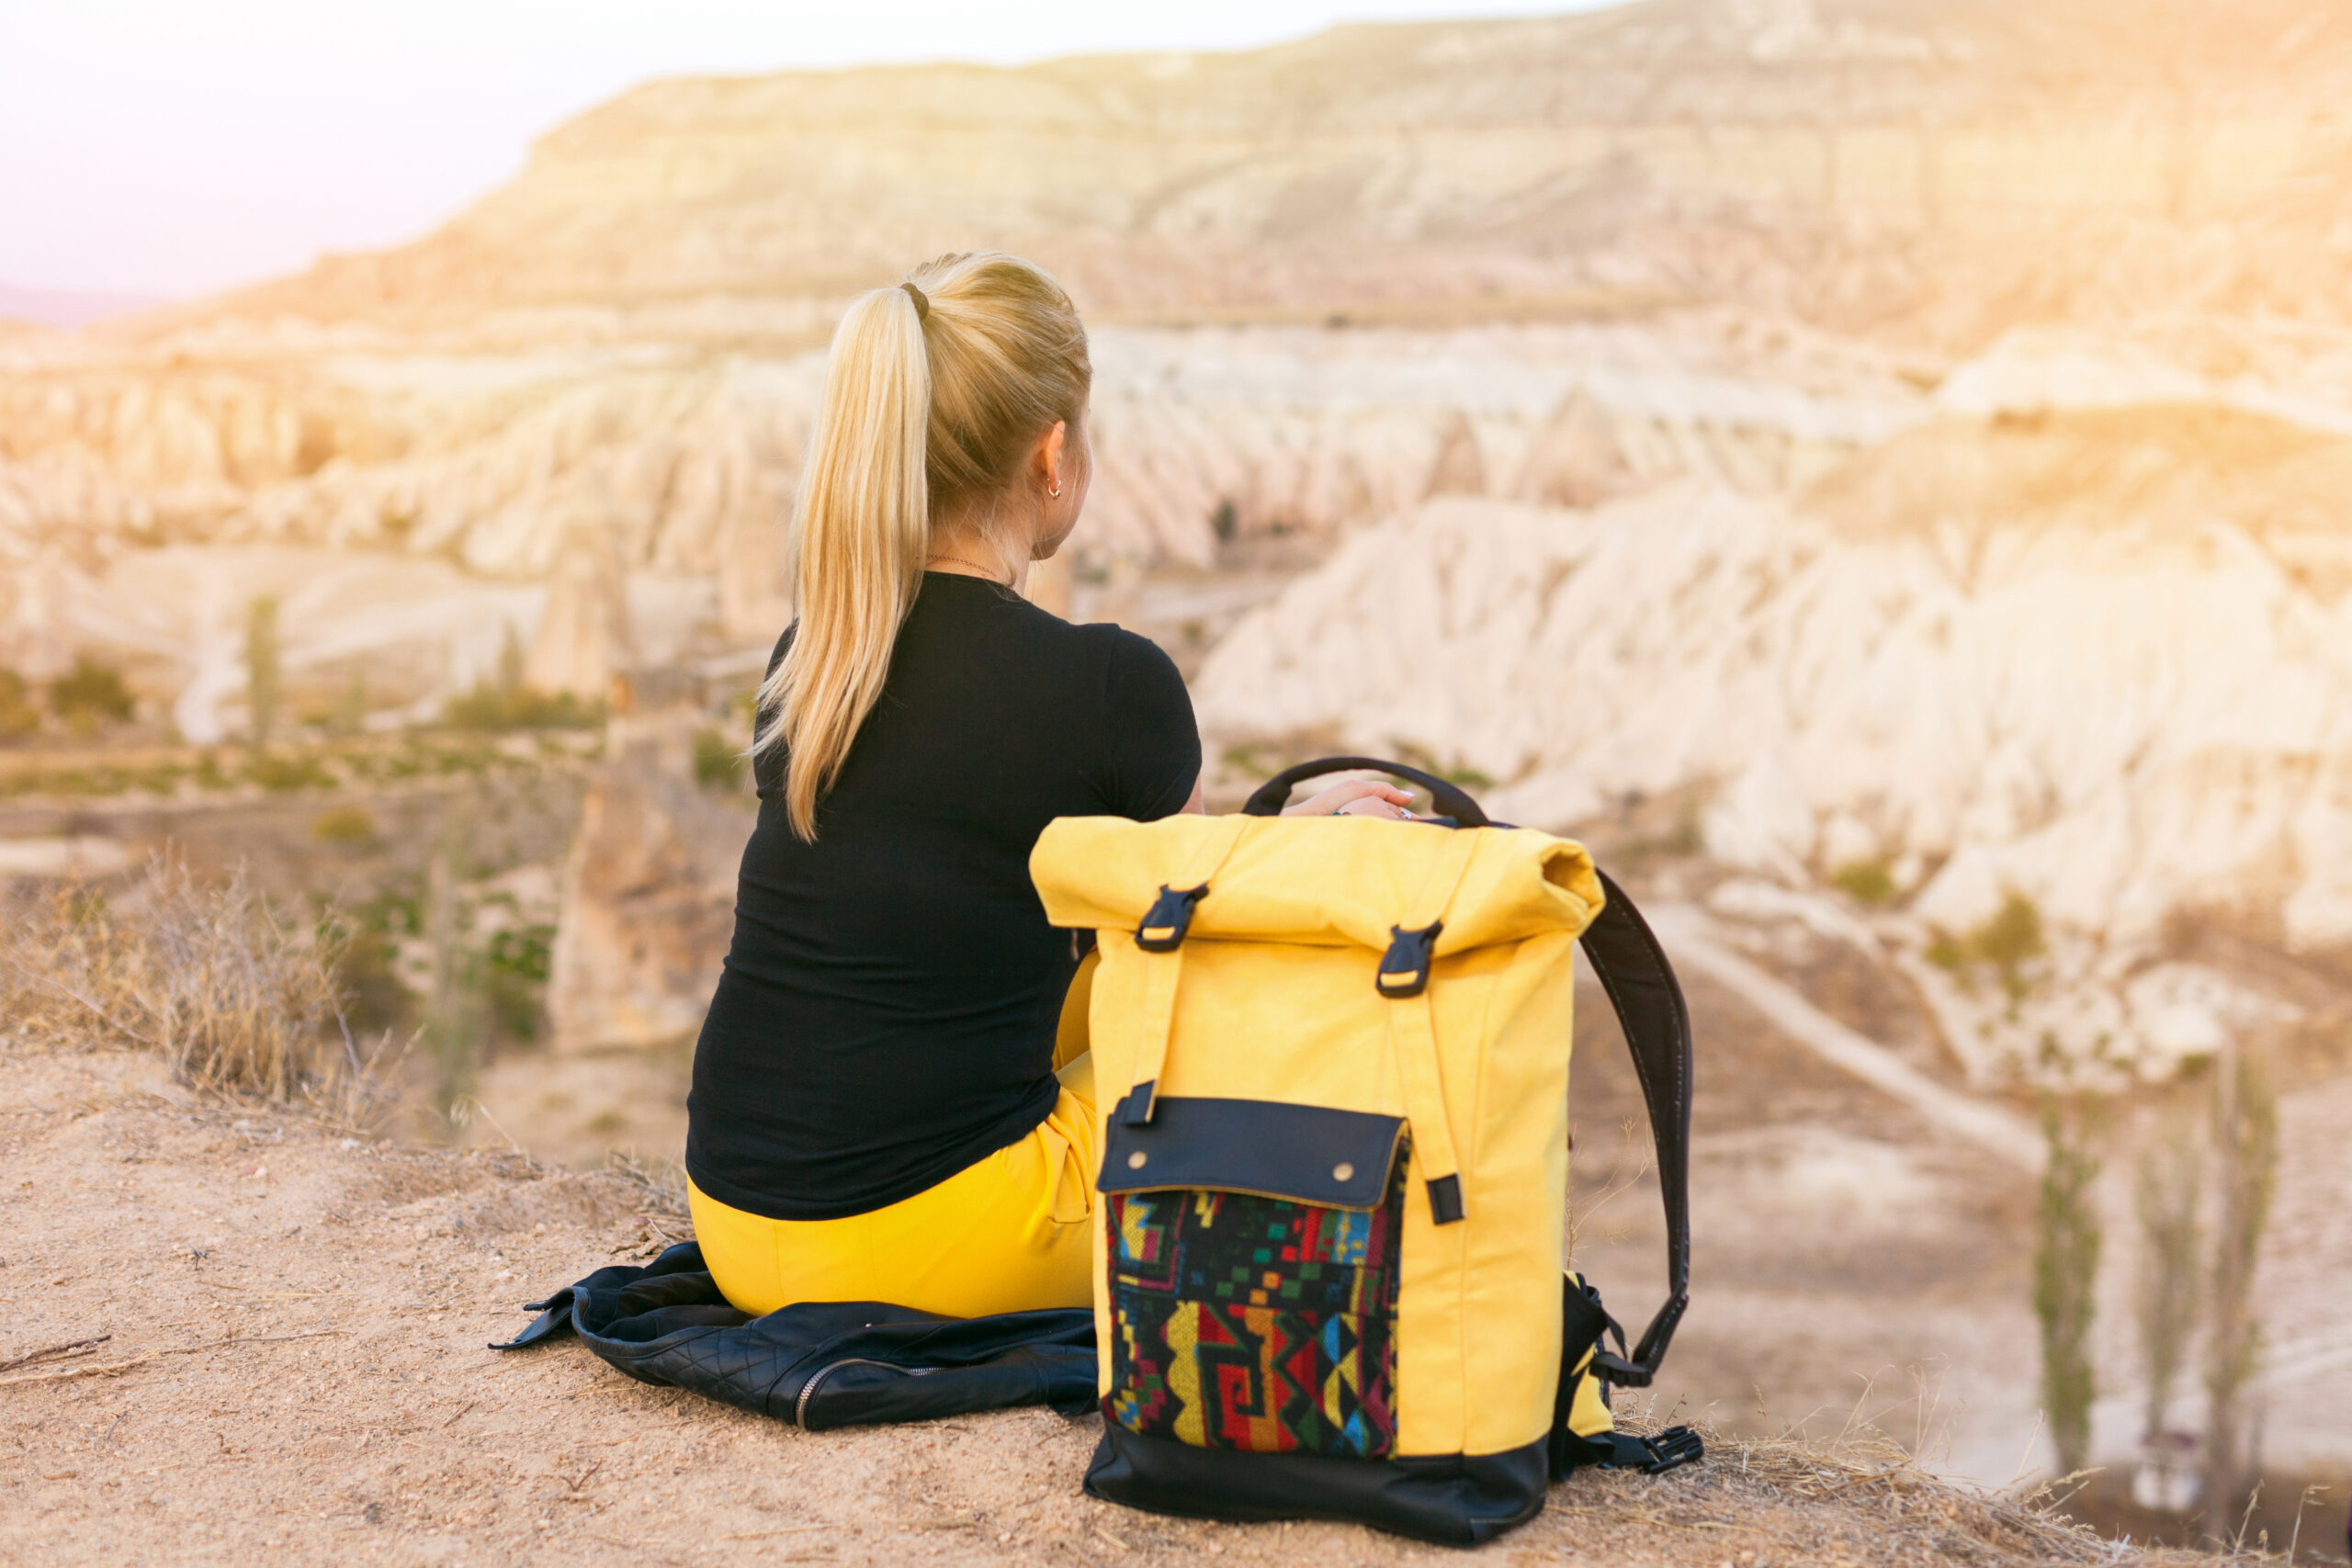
left=1281, top=779, right=1418, bottom=820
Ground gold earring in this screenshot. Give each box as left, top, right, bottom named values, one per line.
left=1048, top=480, right=1062, bottom=498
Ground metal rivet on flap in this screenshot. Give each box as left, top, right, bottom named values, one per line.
left=1332, top=1162, right=1355, bottom=1182
left=1126, top=1150, right=1148, bottom=1170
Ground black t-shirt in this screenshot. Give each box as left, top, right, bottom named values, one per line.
left=685, top=572, right=1202, bottom=1221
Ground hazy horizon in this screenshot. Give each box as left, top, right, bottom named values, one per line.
left=0, top=0, right=1610, bottom=313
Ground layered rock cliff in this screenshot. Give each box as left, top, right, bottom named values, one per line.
left=0, top=316, right=1923, bottom=722
left=1193, top=386, right=2352, bottom=1080
left=187, top=0, right=2352, bottom=348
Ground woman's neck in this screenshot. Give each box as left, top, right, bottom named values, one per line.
left=925, top=522, right=1021, bottom=586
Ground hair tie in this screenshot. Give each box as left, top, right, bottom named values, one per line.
left=901, top=281, right=929, bottom=321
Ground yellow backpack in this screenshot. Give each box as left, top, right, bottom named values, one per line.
left=1030, top=758, right=1700, bottom=1546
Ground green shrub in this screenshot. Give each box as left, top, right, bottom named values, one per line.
left=1924, top=890, right=2048, bottom=998
left=1830, top=855, right=1896, bottom=906
left=693, top=725, right=748, bottom=792
left=1973, top=890, right=2044, bottom=971
left=443, top=681, right=599, bottom=732
left=49, top=657, right=135, bottom=731
left=1973, top=891, right=2046, bottom=998
left=246, top=750, right=335, bottom=792
left=311, top=805, right=379, bottom=844
left=0, top=669, right=39, bottom=739
left=477, top=923, right=555, bottom=1044
left=244, top=596, right=280, bottom=744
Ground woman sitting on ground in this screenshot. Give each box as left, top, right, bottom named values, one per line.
left=685, top=252, right=1411, bottom=1319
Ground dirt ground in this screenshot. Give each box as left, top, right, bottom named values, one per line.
left=1, top=1042, right=2223, bottom=1568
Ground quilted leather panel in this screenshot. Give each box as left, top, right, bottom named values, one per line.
left=493, top=1242, right=1096, bottom=1428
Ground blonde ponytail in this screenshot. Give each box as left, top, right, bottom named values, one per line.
left=755, top=253, right=1091, bottom=840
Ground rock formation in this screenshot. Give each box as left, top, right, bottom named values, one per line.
left=545, top=711, right=753, bottom=1053
left=1194, top=381, right=2352, bottom=1078
left=0, top=318, right=1921, bottom=716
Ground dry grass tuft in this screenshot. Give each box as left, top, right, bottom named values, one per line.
left=1, top=856, right=401, bottom=1130
left=443, top=1090, right=691, bottom=1238
left=601, top=1144, right=691, bottom=1222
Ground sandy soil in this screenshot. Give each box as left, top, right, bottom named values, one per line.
left=0, top=1041, right=2219, bottom=1568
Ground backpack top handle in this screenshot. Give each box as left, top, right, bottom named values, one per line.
left=1239, top=755, right=1491, bottom=828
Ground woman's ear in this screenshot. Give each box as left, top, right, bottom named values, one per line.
left=1039, top=420, right=1069, bottom=497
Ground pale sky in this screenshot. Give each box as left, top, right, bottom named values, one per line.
left=0, top=1, right=1606, bottom=303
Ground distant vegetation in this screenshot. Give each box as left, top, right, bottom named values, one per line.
left=2033, top=1092, right=2105, bottom=1479
left=244, top=749, right=337, bottom=792
left=245, top=594, right=281, bottom=745
left=0, top=669, right=39, bottom=739
left=1926, top=890, right=2048, bottom=999
left=0, top=730, right=602, bottom=802
left=693, top=724, right=748, bottom=793
left=443, top=682, right=601, bottom=731
left=311, top=804, right=379, bottom=845
left=2134, top=1102, right=2202, bottom=1464
left=443, top=625, right=600, bottom=732
left=475, top=921, right=556, bottom=1045
left=0, top=656, right=142, bottom=740
left=46, top=656, right=136, bottom=733
left=1829, top=854, right=1898, bottom=906
left=2199, top=1043, right=2279, bottom=1541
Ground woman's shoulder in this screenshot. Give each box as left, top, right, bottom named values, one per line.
left=1025, top=608, right=1180, bottom=694
left=910, top=578, right=1188, bottom=709
left=1089, top=619, right=1182, bottom=689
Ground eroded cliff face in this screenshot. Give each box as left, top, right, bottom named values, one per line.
left=0, top=316, right=1923, bottom=728
left=1193, top=382, right=2352, bottom=1081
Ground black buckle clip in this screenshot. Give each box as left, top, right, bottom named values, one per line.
left=1613, top=1426, right=1704, bottom=1475
left=1375, top=921, right=1443, bottom=998
left=1134, top=884, right=1208, bottom=953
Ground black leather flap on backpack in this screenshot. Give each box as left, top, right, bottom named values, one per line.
left=1098, top=1096, right=1407, bottom=1210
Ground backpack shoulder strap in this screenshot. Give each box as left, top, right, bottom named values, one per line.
left=1573, top=868, right=1691, bottom=1388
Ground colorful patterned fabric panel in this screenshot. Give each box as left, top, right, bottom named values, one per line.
left=1105, top=1155, right=1403, bottom=1458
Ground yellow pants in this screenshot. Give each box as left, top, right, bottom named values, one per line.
left=688, top=956, right=1102, bottom=1319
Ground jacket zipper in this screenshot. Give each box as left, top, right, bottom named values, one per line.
left=795, top=1357, right=935, bottom=1428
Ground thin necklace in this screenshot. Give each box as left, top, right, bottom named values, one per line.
left=927, top=553, right=1011, bottom=584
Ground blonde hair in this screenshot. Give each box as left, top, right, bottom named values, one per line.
left=754, top=252, right=1091, bottom=840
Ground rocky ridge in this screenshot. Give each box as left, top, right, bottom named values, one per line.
left=189, top=0, right=2352, bottom=347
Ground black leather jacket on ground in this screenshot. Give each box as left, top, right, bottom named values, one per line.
left=493, top=1242, right=1097, bottom=1429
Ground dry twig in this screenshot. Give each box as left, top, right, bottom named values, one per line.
left=0, top=1329, right=342, bottom=1390
left=0, top=1335, right=111, bottom=1374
